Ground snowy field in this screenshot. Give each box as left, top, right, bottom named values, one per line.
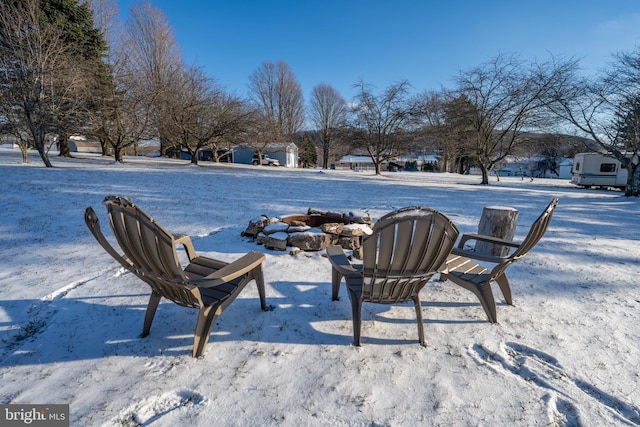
left=0, top=147, right=638, bottom=426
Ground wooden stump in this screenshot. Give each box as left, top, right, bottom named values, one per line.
left=475, top=206, right=519, bottom=256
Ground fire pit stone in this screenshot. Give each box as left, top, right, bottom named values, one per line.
left=242, top=208, right=373, bottom=254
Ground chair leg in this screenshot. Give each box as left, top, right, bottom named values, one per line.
left=141, top=291, right=161, bottom=337
left=476, top=283, right=498, bottom=323
left=494, top=274, right=513, bottom=305
left=192, top=305, right=221, bottom=358
left=253, top=265, right=268, bottom=311
left=347, top=287, right=362, bottom=346
left=413, top=296, right=425, bottom=346
left=332, top=268, right=343, bottom=301
left=441, top=273, right=498, bottom=323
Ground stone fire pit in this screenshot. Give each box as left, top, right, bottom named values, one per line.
left=241, top=208, right=373, bottom=255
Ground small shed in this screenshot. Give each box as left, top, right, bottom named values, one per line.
left=555, top=158, right=573, bottom=179
left=269, top=142, right=298, bottom=168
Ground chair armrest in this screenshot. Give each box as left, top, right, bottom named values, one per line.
left=326, top=245, right=361, bottom=276
left=450, top=247, right=510, bottom=263
left=458, top=233, right=521, bottom=249
left=193, top=250, right=266, bottom=288
left=173, top=233, right=197, bottom=260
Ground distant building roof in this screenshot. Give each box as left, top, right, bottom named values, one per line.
left=337, top=155, right=373, bottom=164
left=397, top=154, right=439, bottom=163
left=235, top=142, right=296, bottom=150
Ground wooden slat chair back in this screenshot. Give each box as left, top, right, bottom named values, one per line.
left=84, top=196, right=268, bottom=357
left=327, top=206, right=459, bottom=346
left=360, top=207, right=459, bottom=302
left=106, top=199, right=199, bottom=308
left=440, top=198, right=558, bottom=323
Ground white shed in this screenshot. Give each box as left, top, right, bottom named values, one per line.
left=556, top=158, right=573, bottom=179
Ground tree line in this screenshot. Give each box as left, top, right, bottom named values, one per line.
left=1, top=0, right=638, bottom=195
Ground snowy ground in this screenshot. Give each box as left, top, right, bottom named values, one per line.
left=0, top=147, right=638, bottom=426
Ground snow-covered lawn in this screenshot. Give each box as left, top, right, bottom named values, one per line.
left=1, top=148, right=638, bottom=426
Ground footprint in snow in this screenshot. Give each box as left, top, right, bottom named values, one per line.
left=469, top=342, right=640, bottom=426
left=113, top=390, right=204, bottom=426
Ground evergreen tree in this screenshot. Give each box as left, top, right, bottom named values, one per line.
left=298, top=135, right=318, bottom=168
left=40, top=0, right=111, bottom=158
left=0, top=0, right=109, bottom=166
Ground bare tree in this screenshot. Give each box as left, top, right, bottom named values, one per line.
left=125, top=1, right=183, bottom=156
left=83, top=2, right=155, bottom=164
left=88, top=56, right=153, bottom=163
left=548, top=48, right=640, bottom=196
left=350, top=80, right=413, bottom=175
left=456, top=54, right=577, bottom=184
left=310, top=83, right=347, bottom=168
left=0, top=0, right=80, bottom=167
left=83, top=0, right=119, bottom=42
left=413, top=90, right=477, bottom=173
left=1, top=116, right=33, bottom=164
left=165, top=65, right=251, bottom=165
left=441, top=94, right=480, bottom=173
left=248, top=61, right=305, bottom=163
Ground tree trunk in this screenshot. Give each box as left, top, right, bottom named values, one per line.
left=36, top=145, right=53, bottom=167
left=159, top=126, right=169, bottom=157
left=629, top=163, right=640, bottom=196
left=58, top=134, right=72, bottom=157
left=20, top=146, right=28, bottom=164
left=114, top=145, right=123, bottom=163
left=99, top=138, right=110, bottom=156
left=624, top=160, right=640, bottom=196
left=31, top=133, right=53, bottom=167
left=480, top=165, right=490, bottom=184
left=475, top=206, right=519, bottom=256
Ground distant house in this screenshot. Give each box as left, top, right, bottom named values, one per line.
left=180, top=148, right=232, bottom=162
left=493, top=157, right=543, bottom=177
left=334, top=155, right=375, bottom=171
left=67, top=136, right=101, bottom=154
left=231, top=142, right=298, bottom=168
left=494, top=156, right=573, bottom=179
left=395, top=153, right=441, bottom=171
left=335, top=153, right=441, bottom=172
left=181, top=142, right=299, bottom=168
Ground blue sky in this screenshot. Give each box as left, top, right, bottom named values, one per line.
left=116, top=0, right=640, bottom=101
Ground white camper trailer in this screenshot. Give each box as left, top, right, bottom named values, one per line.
left=571, top=153, right=627, bottom=189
